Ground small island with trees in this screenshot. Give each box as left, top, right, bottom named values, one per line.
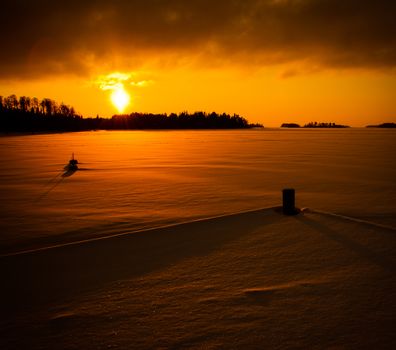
left=303, top=122, right=350, bottom=128
left=281, top=123, right=301, bottom=128
left=0, top=94, right=263, bottom=133
left=366, top=123, right=396, bottom=128
left=281, top=122, right=350, bottom=128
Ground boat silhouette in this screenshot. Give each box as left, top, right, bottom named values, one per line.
left=63, top=153, right=78, bottom=176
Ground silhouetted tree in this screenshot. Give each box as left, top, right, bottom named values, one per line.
left=5, top=95, right=18, bottom=110
left=19, top=96, right=30, bottom=112
left=31, top=97, right=40, bottom=114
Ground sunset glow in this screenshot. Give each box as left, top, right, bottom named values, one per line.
left=0, top=1, right=394, bottom=125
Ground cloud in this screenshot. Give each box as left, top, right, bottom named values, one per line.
left=94, top=72, right=150, bottom=93
left=1, top=0, right=395, bottom=79
left=95, top=72, right=132, bottom=91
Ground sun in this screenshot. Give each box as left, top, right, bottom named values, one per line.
left=111, top=87, right=130, bottom=113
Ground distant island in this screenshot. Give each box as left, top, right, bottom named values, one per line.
left=303, top=122, right=349, bottom=128
left=366, top=122, right=396, bottom=128
left=0, top=94, right=263, bottom=133
left=281, top=123, right=301, bottom=128
left=281, top=122, right=349, bottom=128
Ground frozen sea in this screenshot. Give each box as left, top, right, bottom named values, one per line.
left=0, top=128, right=395, bottom=254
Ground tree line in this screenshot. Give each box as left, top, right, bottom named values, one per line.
left=0, top=94, right=77, bottom=117
left=0, top=94, right=262, bottom=132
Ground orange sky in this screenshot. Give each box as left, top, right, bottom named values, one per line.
left=1, top=0, right=395, bottom=127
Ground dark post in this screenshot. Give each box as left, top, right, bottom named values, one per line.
left=282, top=188, right=297, bottom=215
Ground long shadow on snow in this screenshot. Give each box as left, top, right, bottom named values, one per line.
left=294, top=214, right=396, bottom=274
left=0, top=208, right=278, bottom=314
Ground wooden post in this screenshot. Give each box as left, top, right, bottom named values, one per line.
left=282, top=188, right=297, bottom=215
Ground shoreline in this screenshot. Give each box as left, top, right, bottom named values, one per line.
left=1, top=127, right=395, bottom=137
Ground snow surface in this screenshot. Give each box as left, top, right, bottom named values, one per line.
left=0, top=129, right=395, bottom=254
left=0, top=129, right=395, bottom=348
left=1, top=209, right=395, bottom=349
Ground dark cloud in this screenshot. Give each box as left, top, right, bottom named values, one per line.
left=1, top=0, right=395, bottom=78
